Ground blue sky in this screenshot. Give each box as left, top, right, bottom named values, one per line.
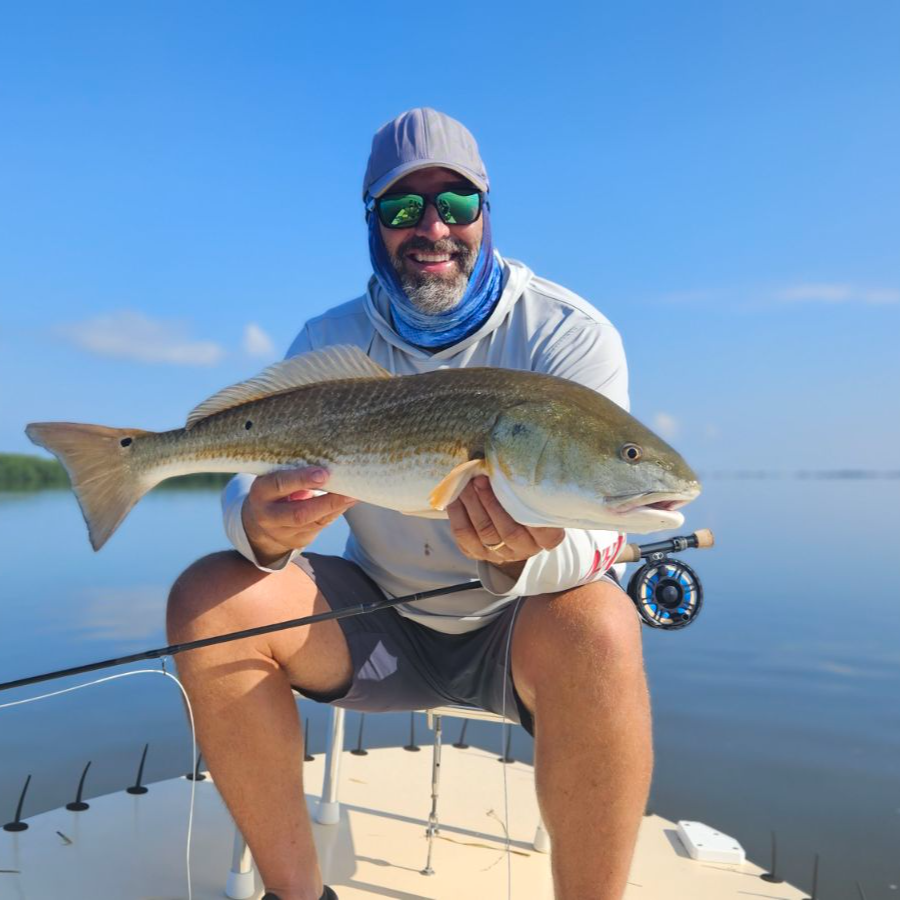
left=2, top=1, right=898, bottom=471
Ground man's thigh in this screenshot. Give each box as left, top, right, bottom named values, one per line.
left=289, top=553, right=454, bottom=713
left=295, top=554, right=537, bottom=733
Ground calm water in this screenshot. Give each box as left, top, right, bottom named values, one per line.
left=0, top=481, right=898, bottom=898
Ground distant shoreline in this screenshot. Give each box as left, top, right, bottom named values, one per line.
left=2, top=452, right=898, bottom=492
left=703, top=469, right=900, bottom=480
left=0, top=452, right=230, bottom=491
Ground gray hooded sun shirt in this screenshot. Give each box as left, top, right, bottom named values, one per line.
left=222, top=254, right=629, bottom=634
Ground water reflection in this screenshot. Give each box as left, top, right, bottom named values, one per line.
left=0, top=481, right=898, bottom=898
left=73, top=585, right=169, bottom=641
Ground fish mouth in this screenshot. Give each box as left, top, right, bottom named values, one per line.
left=601, top=488, right=701, bottom=533
left=606, top=490, right=698, bottom=516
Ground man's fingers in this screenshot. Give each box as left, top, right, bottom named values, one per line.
left=254, top=466, right=329, bottom=501
left=458, top=480, right=505, bottom=546
left=469, top=478, right=540, bottom=554
left=446, top=498, right=484, bottom=559
left=265, top=491, right=356, bottom=532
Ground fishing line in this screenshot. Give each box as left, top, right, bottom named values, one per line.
left=0, top=666, right=197, bottom=900
left=500, top=596, right=524, bottom=900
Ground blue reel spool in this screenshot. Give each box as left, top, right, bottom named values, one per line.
left=627, top=557, right=703, bottom=630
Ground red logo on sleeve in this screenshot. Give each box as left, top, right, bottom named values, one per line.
left=583, top=534, right=625, bottom=583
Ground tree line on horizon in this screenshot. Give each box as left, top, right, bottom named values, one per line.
left=0, top=453, right=230, bottom=491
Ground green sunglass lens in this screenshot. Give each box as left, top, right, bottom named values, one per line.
left=436, top=191, right=480, bottom=225
left=377, top=191, right=481, bottom=228
left=378, top=194, right=424, bottom=227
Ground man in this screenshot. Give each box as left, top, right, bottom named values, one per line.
left=167, top=108, right=652, bottom=900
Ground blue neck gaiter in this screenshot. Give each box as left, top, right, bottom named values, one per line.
left=368, top=205, right=504, bottom=350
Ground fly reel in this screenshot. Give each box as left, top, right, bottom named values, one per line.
left=618, top=529, right=713, bottom=630
left=627, top=557, right=702, bottom=629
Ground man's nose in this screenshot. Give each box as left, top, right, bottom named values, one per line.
left=414, top=202, right=451, bottom=241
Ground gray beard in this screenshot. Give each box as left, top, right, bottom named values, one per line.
left=390, top=238, right=478, bottom=315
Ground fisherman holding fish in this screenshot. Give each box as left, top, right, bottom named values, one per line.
left=29, top=108, right=700, bottom=900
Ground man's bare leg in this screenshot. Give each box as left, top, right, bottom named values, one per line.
left=167, top=551, right=352, bottom=900
left=512, top=579, right=653, bottom=900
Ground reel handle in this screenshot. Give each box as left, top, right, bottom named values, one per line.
left=614, top=528, right=715, bottom=564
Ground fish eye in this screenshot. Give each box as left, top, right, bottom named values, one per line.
left=620, top=443, right=643, bottom=463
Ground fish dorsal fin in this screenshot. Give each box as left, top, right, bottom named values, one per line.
left=185, top=345, right=392, bottom=430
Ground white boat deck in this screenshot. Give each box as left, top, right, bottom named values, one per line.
left=0, top=745, right=807, bottom=899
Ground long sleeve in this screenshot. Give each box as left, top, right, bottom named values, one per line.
left=477, top=320, right=630, bottom=597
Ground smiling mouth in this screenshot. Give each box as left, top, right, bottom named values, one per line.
left=405, top=251, right=459, bottom=273
left=409, top=252, right=454, bottom=263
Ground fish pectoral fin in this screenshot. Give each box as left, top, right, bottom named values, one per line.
left=428, top=458, right=489, bottom=510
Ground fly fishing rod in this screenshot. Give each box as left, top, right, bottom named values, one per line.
left=0, top=529, right=714, bottom=695
left=620, top=527, right=714, bottom=629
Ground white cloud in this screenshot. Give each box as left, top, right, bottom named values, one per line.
left=243, top=322, right=276, bottom=357
left=653, top=412, right=679, bottom=440
left=57, top=310, right=225, bottom=366
left=774, top=283, right=900, bottom=305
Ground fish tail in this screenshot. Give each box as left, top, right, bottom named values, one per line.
left=25, top=422, right=156, bottom=551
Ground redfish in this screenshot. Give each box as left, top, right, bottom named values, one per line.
left=26, top=345, right=701, bottom=550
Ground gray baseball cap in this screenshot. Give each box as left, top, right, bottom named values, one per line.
left=363, top=107, right=489, bottom=200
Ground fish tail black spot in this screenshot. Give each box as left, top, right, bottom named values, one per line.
left=244, top=421, right=253, bottom=430
left=120, top=437, right=133, bottom=448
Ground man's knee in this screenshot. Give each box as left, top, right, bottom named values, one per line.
left=513, top=580, right=643, bottom=704
left=166, top=550, right=267, bottom=641
left=529, top=579, right=639, bottom=647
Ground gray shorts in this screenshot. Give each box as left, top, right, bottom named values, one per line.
left=293, top=553, right=536, bottom=735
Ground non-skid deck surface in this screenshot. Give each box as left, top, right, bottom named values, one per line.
left=0, top=746, right=806, bottom=899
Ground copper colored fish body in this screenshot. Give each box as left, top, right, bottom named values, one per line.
left=26, top=346, right=701, bottom=550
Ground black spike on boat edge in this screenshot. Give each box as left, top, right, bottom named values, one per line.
left=351, top=712, right=368, bottom=756
left=403, top=711, right=420, bottom=752
left=453, top=720, right=470, bottom=749
left=66, top=760, right=92, bottom=811
left=185, top=751, right=206, bottom=781
left=303, top=717, right=314, bottom=762
left=760, top=829, right=784, bottom=883
left=3, top=774, right=32, bottom=832
left=126, top=743, right=149, bottom=795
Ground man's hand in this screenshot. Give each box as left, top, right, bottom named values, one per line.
left=446, top=475, right=565, bottom=580
left=241, top=467, right=357, bottom=566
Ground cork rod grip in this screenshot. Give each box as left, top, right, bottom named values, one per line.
left=613, top=528, right=715, bottom=564
left=614, top=543, right=644, bottom=563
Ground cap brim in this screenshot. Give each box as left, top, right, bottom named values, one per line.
left=366, top=161, right=489, bottom=199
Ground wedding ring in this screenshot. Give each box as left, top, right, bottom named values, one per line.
left=484, top=540, right=507, bottom=552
